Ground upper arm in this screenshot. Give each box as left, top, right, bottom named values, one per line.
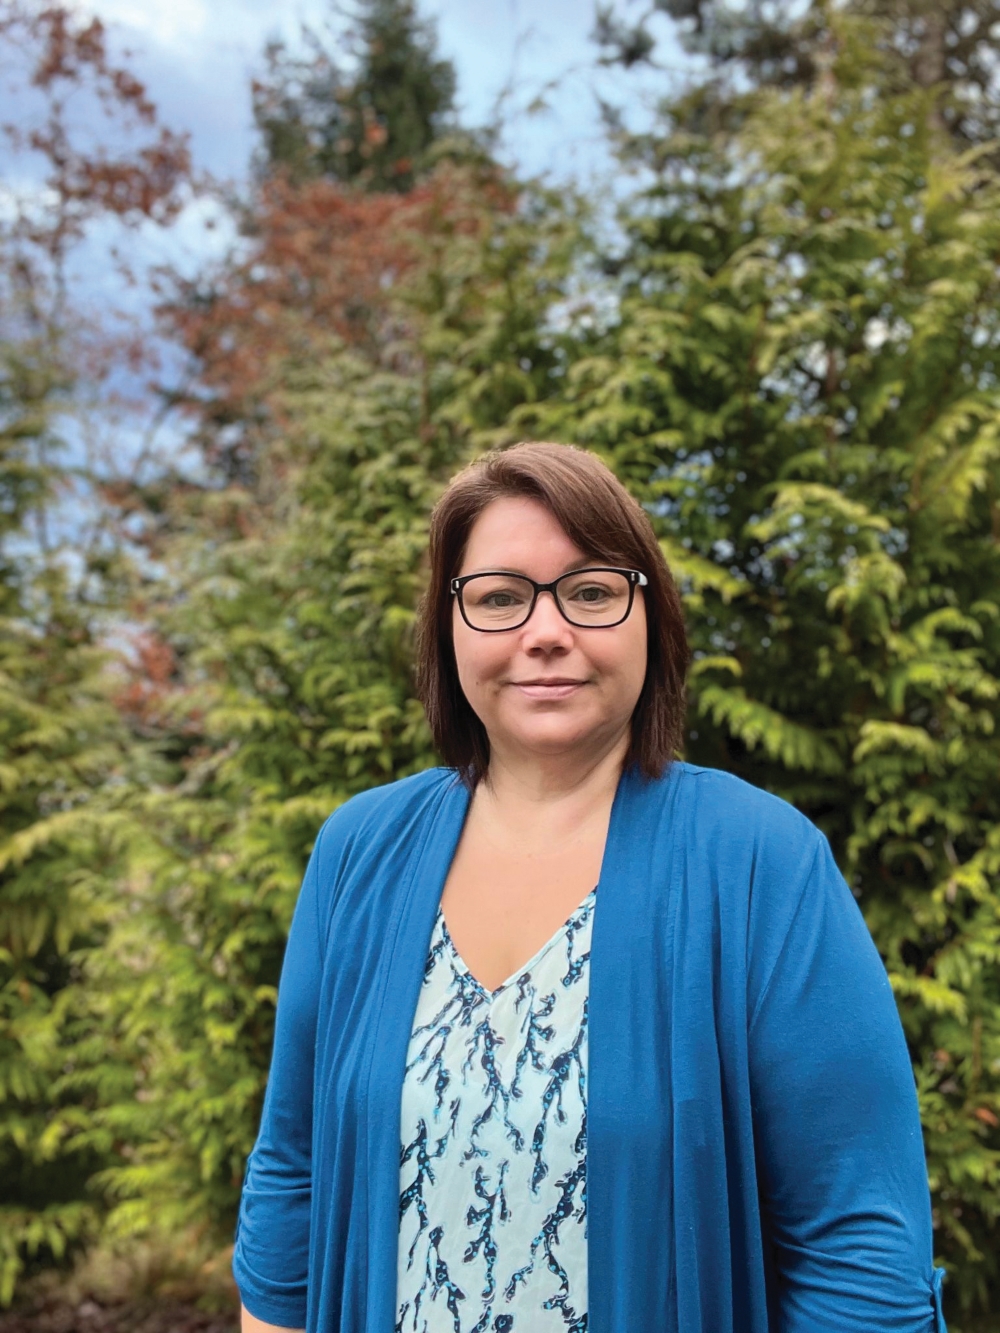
left=232, top=833, right=325, bottom=1328
left=748, top=832, right=943, bottom=1332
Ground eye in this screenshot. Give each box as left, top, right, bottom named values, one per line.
left=463, top=576, right=534, bottom=614
left=568, top=581, right=613, bottom=603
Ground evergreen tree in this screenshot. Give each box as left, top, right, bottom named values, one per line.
left=252, top=0, right=458, bottom=189
left=523, top=17, right=1000, bottom=1327
left=596, top=0, right=1000, bottom=143
left=0, top=1, right=191, bottom=1303
left=0, top=338, right=135, bottom=1303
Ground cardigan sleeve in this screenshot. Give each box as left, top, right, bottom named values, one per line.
left=232, top=836, right=324, bottom=1329
left=748, top=831, right=946, bottom=1332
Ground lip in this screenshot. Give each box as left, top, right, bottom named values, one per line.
left=511, top=679, right=587, bottom=699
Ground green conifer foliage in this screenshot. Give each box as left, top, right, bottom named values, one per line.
left=0, top=3, right=191, bottom=1301
left=253, top=0, right=458, bottom=189
left=521, top=22, right=1000, bottom=1327
left=597, top=0, right=1000, bottom=143
left=0, top=345, right=133, bottom=1303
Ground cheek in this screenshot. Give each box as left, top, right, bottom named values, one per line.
left=452, top=618, right=505, bottom=691
left=597, top=605, right=646, bottom=663
left=627, top=607, right=649, bottom=686
left=630, top=649, right=649, bottom=701
left=607, top=623, right=648, bottom=701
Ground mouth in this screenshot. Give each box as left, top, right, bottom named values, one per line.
left=510, top=678, right=587, bottom=699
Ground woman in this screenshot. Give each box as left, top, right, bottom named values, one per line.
left=234, top=442, right=946, bottom=1333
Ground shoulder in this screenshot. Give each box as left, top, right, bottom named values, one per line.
left=672, top=762, right=822, bottom=853
left=314, top=766, right=460, bottom=847
left=322, top=765, right=459, bottom=826
left=628, top=760, right=824, bottom=851
left=668, top=765, right=852, bottom=969
left=636, top=762, right=829, bottom=904
left=309, top=767, right=463, bottom=880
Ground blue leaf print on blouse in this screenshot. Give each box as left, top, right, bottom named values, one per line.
left=506, top=1158, right=588, bottom=1327
left=560, top=900, right=594, bottom=988
left=407, top=963, right=487, bottom=1115
left=511, top=989, right=556, bottom=1099
left=463, top=1014, right=524, bottom=1157
left=399, top=1118, right=435, bottom=1266
left=530, top=998, right=588, bottom=1193
left=463, top=1161, right=509, bottom=1302
left=425, top=1225, right=466, bottom=1333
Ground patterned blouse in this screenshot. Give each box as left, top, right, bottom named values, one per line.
left=396, top=888, right=595, bottom=1333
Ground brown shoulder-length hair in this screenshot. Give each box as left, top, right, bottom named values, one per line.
left=415, top=441, right=690, bottom=787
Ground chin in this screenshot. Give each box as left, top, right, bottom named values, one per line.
left=508, top=720, right=605, bottom=755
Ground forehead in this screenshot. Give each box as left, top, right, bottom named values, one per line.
left=460, top=496, right=590, bottom=572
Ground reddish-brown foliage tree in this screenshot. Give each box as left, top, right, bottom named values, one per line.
left=0, top=2, right=191, bottom=277
left=110, top=630, right=187, bottom=736
left=159, top=160, right=517, bottom=488
left=0, top=0, right=197, bottom=581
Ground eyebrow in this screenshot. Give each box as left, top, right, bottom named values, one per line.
left=459, top=560, right=602, bottom=578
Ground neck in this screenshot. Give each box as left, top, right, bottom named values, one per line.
left=476, top=730, right=629, bottom=842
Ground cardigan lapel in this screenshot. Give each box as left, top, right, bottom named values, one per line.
left=587, top=763, right=684, bottom=1333
left=364, top=772, right=471, bottom=1333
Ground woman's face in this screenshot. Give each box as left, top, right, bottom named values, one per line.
left=452, top=495, right=648, bottom=768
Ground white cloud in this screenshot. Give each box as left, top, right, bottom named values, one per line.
left=87, top=0, right=212, bottom=50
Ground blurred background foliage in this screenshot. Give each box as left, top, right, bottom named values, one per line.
left=1, top=0, right=999, bottom=1327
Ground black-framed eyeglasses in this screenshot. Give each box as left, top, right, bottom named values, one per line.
left=450, top=567, right=648, bottom=632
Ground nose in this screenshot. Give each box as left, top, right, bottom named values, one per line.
left=520, top=589, right=573, bottom=649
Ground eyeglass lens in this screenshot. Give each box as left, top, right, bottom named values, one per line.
left=460, top=570, right=633, bottom=629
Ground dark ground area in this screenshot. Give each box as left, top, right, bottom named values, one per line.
left=0, top=1243, right=241, bottom=1333
left=0, top=1300, right=238, bottom=1333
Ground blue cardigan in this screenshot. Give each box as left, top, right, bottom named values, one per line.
left=233, top=762, right=947, bottom=1333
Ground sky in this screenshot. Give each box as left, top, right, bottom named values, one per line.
left=41, top=0, right=690, bottom=370
left=27, top=0, right=689, bottom=349
left=1, top=0, right=689, bottom=511
left=88, top=0, right=686, bottom=186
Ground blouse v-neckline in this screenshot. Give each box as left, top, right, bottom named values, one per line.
left=439, top=884, right=598, bottom=1001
